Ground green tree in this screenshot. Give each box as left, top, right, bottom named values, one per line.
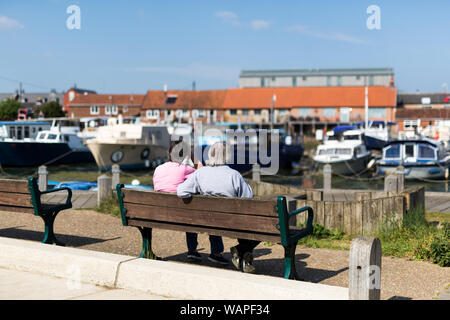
left=38, top=101, right=66, bottom=118
left=0, top=99, right=23, bottom=120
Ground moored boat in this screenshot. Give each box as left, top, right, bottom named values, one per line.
left=376, top=139, right=450, bottom=180
left=313, top=128, right=372, bottom=175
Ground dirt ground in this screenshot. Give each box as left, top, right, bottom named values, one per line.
left=0, top=209, right=448, bottom=300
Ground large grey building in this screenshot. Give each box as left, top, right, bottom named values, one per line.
left=239, top=68, right=395, bottom=88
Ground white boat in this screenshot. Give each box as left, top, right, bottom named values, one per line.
left=355, top=121, right=396, bottom=150
left=377, top=139, right=450, bottom=180
left=313, top=129, right=372, bottom=175
left=85, top=116, right=170, bottom=171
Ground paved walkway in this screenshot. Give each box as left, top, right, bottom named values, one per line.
left=0, top=209, right=448, bottom=300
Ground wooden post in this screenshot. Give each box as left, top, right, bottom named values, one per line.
left=111, top=164, right=120, bottom=189
left=252, top=163, right=261, bottom=183
left=395, top=165, right=405, bottom=192
left=384, top=174, right=399, bottom=192
left=38, top=165, right=48, bottom=192
left=349, top=236, right=382, bottom=300
left=97, top=175, right=112, bottom=206
left=323, top=164, right=332, bottom=191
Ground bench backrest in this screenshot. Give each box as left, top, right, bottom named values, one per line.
left=0, top=179, right=34, bottom=214
left=117, top=187, right=284, bottom=243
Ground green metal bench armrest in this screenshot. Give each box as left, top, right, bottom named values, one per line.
left=40, top=187, right=73, bottom=206
left=287, top=206, right=314, bottom=242
left=277, top=196, right=314, bottom=246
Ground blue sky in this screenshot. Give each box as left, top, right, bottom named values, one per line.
left=0, top=0, right=449, bottom=94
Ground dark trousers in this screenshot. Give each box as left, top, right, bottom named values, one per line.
left=235, top=239, right=260, bottom=256
left=186, top=232, right=224, bottom=255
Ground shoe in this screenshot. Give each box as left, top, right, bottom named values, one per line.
left=187, top=251, right=202, bottom=262
left=208, top=254, right=229, bottom=265
left=242, top=252, right=256, bottom=273
left=230, top=246, right=241, bottom=270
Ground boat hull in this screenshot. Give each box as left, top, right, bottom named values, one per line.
left=0, top=141, right=94, bottom=166
left=86, top=141, right=167, bottom=171
left=364, top=135, right=387, bottom=150
left=377, top=163, right=449, bottom=180
left=314, top=154, right=371, bottom=175
left=196, top=143, right=303, bottom=173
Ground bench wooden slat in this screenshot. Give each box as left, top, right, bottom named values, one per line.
left=0, top=179, right=30, bottom=194
left=0, top=204, right=34, bottom=214
left=125, top=202, right=280, bottom=235
left=123, top=189, right=278, bottom=217
left=127, top=218, right=282, bottom=243
left=0, top=191, right=33, bottom=208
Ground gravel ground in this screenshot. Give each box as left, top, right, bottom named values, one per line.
left=0, top=209, right=448, bottom=300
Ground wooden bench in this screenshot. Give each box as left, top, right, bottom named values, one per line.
left=0, top=177, right=72, bottom=245
left=116, top=185, right=314, bottom=280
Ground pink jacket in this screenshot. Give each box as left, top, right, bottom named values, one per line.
left=153, top=162, right=195, bottom=193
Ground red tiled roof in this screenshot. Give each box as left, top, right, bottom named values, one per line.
left=68, top=87, right=397, bottom=110
left=68, top=94, right=145, bottom=106
left=223, top=86, right=397, bottom=109
left=142, top=90, right=228, bottom=110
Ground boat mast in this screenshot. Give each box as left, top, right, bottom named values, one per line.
left=364, top=85, right=369, bottom=131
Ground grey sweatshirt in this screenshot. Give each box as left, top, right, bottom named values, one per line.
left=177, top=165, right=253, bottom=199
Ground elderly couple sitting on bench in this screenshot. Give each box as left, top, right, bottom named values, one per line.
left=152, top=140, right=259, bottom=273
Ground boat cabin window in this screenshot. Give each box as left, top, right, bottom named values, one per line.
left=64, top=135, right=70, bottom=143
left=418, top=144, right=435, bottom=159
left=385, top=144, right=400, bottom=159
left=344, top=135, right=360, bottom=141
left=9, top=126, right=15, bottom=138
left=405, top=144, right=415, bottom=158
left=318, top=148, right=352, bottom=155
left=24, top=127, right=30, bottom=138
left=17, top=127, right=22, bottom=140
left=47, top=134, right=58, bottom=140
left=38, top=132, right=46, bottom=139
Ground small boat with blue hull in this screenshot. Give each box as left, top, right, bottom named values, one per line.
left=377, top=139, right=450, bottom=180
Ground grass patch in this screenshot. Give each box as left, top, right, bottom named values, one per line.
left=295, top=207, right=449, bottom=267
left=95, top=195, right=121, bottom=217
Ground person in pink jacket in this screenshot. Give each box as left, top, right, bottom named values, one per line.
left=153, top=140, right=228, bottom=265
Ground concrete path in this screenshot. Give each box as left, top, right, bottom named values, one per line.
left=0, top=267, right=169, bottom=300
left=0, top=209, right=448, bottom=300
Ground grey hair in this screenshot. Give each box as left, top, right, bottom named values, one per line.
left=207, top=141, right=232, bottom=166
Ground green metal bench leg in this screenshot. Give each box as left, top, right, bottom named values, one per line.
left=138, top=227, right=161, bottom=260
left=283, top=244, right=303, bottom=280
left=41, top=211, right=64, bottom=246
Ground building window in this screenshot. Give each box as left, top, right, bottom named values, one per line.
left=230, top=110, right=237, bottom=115
left=327, top=76, right=332, bottom=86
left=404, top=119, right=420, bottom=130
left=297, top=108, right=312, bottom=117
left=183, top=109, right=190, bottom=117
left=302, top=76, right=307, bottom=81
left=369, top=75, right=375, bottom=86
left=105, top=106, right=111, bottom=115
left=337, top=76, right=342, bottom=86
left=242, top=110, right=249, bottom=115
left=261, top=78, right=265, bottom=87
left=123, top=106, right=128, bottom=113
left=368, top=107, right=386, bottom=119
left=111, top=105, right=118, bottom=115
left=292, top=77, right=297, bottom=87
left=322, top=108, right=336, bottom=117
left=146, top=109, right=160, bottom=119
left=90, top=105, right=99, bottom=115
left=254, top=109, right=261, bottom=115
left=356, top=75, right=361, bottom=80
left=278, top=109, right=289, bottom=115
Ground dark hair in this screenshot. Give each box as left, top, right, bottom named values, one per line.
left=168, top=139, right=189, bottom=164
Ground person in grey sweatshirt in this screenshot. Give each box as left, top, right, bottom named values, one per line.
left=177, top=141, right=260, bottom=273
